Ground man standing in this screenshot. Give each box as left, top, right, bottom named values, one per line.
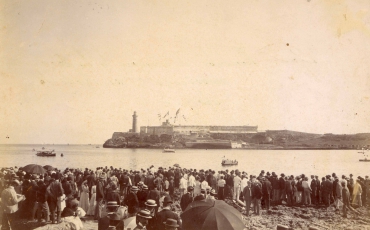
left=1, top=180, right=25, bottom=230
left=126, top=186, right=140, bottom=217
left=252, top=180, right=262, bottom=215
left=180, top=186, right=194, bottom=211
left=47, top=174, right=64, bottom=224
left=341, top=182, right=350, bottom=218
left=179, top=174, right=188, bottom=197
left=156, top=197, right=181, bottom=230
left=271, top=172, right=279, bottom=205
left=261, top=177, right=272, bottom=210
left=310, top=175, right=317, bottom=205
left=133, top=209, right=152, bottom=230
left=233, top=172, right=241, bottom=201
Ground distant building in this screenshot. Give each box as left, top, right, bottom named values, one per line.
left=140, top=120, right=258, bottom=136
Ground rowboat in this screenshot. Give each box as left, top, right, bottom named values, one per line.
left=163, top=148, right=175, bottom=153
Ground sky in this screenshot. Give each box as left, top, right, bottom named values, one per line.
left=1, top=0, right=370, bottom=144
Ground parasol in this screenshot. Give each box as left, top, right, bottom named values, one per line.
left=43, top=165, right=54, bottom=171
left=181, top=200, right=245, bottom=230
left=22, top=164, right=46, bottom=174
left=173, top=163, right=180, bottom=167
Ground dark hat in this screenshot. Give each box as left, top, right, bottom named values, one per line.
left=280, top=173, right=285, bottom=177
left=137, top=209, right=152, bottom=219
left=266, top=172, right=271, bottom=176
left=163, top=196, right=173, bottom=204
left=145, top=199, right=157, bottom=207
left=187, top=186, right=194, bottom=192
left=350, top=174, right=353, bottom=176
left=163, top=218, right=179, bottom=228
left=261, top=170, right=265, bottom=173
left=272, top=172, right=276, bottom=176
left=131, top=186, right=139, bottom=191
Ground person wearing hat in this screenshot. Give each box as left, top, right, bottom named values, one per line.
left=208, top=189, right=217, bottom=200
left=36, top=177, right=50, bottom=223
left=98, top=201, right=122, bottom=230
left=132, top=209, right=151, bottom=230
left=126, top=186, right=140, bottom=217
left=270, top=172, right=279, bottom=205
left=194, top=188, right=206, bottom=201
left=180, top=186, right=194, bottom=211
left=107, top=182, right=121, bottom=206
left=144, top=199, right=157, bottom=230
left=95, top=174, right=107, bottom=220
left=242, top=181, right=253, bottom=216
left=1, top=180, right=25, bottom=229
left=156, top=196, right=181, bottom=230
left=106, top=213, right=124, bottom=230
left=163, top=218, right=179, bottom=230
left=137, top=185, right=149, bottom=208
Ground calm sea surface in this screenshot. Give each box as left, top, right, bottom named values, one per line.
left=0, top=144, right=369, bottom=177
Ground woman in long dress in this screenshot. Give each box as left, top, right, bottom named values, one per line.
left=87, top=183, right=96, bottom=216
left=79, top=181, right=90, bottom=212
left=194, top=176, right=201, bottom=196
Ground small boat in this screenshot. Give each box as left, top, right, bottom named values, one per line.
left=163, top=147, right=175, bottom=153
left=61, top=153, right=64, bottom=157
left=359, top=159, right=370, bottom=162
left=36, top=149, right=56, bottom=157
left=221, top=157, right=238, bottom=166
left=96, top=146, right=100, bottom=148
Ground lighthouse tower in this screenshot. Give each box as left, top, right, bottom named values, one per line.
left=132, top=111, right=138, bottom=133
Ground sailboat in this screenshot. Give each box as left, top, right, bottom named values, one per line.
left=359, top=148, right=370, bottom=162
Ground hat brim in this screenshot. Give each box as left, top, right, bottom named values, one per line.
left=163, top=222, right=179, bottom=227
left=137, top=214, right=152, bottom=219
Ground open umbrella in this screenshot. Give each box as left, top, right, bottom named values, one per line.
left=181, top=200, right=245, bottom=230
left=173, top=163, right=180, bottom=167
left=43, top=165, right=54, bottom=171
left=22, top=164, right=46, bottom=174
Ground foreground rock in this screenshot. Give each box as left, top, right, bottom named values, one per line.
left=225, top=198, right=370, bottom=230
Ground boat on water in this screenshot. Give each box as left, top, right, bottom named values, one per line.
left=61, top=153, right=64, bottom=157
left=185, top=139, right=231, bottom=149
left=358, top=148, right=369, bottom=162
left=36, top=149, right=56, bottom=157
left=96, top=146, right=100, bottom=148
left=221, top=157, right=238, bottom=166
left=163, top=147, right=175, bottom=153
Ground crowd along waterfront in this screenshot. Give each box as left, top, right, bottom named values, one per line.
left=0, top=144, right=368, bottom=177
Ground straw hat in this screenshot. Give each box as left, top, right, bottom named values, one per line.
left=145, top=199, right=157, bottom=207
left=137, top=209, right=152, bottom=219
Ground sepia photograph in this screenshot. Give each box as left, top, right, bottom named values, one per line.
left=1, top=0, right=370, bottom=229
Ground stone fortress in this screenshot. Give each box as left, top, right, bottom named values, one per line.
left=113, top=111, right=258, bottom=139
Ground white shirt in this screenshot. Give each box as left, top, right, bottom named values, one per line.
left=241, top=178, right=248, bottom=191
left=233, top=176, right=241, bottom=188
left=180, top=177, right=188, bottom=189
left=188, top=175, right=196, bottom=187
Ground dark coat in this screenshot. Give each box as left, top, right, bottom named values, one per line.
left=262, top=180, right=272, bottom=196
left=242, top=186, right=253, bottom=202
left=106, top=190, right=121, bottom=206
left=180, top=193, right=194, bottom=211
left=156, top=209, right=180, bottom=230
left=278, top=177, right=285, bottom=190
left=285, top=180, right=293, bottom=193
left=342, top=187, right=350, bottom=205
left=147, top=189, right=160, bottom=206
left=96, top=180, right=105, bottom=199
left=126, top=192, right=139, bottom=214
left=271, top=176, right=279, bottom=189
left=252, top=183, right=262, bottom=199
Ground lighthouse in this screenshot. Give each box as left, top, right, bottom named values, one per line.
left=132, top=111, right=138, bottom=133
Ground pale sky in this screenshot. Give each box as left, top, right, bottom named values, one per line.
left=1, top=0, right=370, bottom=144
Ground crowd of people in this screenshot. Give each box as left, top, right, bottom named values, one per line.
left=0, top=164, right=369, bottom=230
